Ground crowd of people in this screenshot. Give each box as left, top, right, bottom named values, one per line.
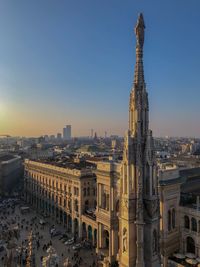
left=0, top=198, right=98, bottom=266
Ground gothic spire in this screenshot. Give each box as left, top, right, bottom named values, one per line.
left=134, top=13, right=145, bottom=87
left=135, top=13, right=145, bottom=48
left=129, top=13, right=148, bottom=135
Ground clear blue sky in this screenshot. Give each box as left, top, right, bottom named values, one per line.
left=0, top=0, right=200, bottom=137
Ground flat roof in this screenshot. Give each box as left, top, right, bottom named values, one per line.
left=0, top=154, right=16, bottom=162
left=27, top=157, right=96, bottom=171
left=181, top=176, right=200, bottom=196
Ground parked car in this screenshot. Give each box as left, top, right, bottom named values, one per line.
left=65, top=238, right=74, bottom=245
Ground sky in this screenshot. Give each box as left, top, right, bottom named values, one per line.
left=0, top=0, right=200, bottom=138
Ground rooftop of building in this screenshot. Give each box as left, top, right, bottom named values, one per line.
left=180, top=167, right=200, bottom=178
left=180, top=175, right=200, bottom=209
left=0, top=154, right=19, bottom=162
left=27, top=156, right=96, bottom=171
left=181, top=176, right=200, bottom=195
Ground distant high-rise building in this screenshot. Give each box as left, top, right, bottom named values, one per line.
left=50, top=135, right=55, bottom=141
left=44, top=135, right=49, bottom=142
left=63, top=125, right=71, bottom=140
left=57, top=133, right=62, bottom=140
left=91, top=129, right=94, bottom=139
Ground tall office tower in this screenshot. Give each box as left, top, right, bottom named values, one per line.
left=57, top=133, right=62, bottom=140
left=63, top=125, right=71, bottom=140
left=119, top=14, right=160, bottom=267
left=91, top=129, right=94, bottom=139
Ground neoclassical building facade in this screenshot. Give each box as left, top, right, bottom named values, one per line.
left=24, top=159, right=98, bottom=243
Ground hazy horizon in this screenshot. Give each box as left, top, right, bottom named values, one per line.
left=1, top=1, right=200, bottom=138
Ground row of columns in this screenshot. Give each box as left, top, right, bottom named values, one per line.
left=25, top=192, right=97, bottom=245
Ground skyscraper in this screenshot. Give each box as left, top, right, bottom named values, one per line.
left=119, top=14, right=160, bottom=267
left=63, top=125, right=71, bottom=140
left=57, top=133, right=62, bottom=140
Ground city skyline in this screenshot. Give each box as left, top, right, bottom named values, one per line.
left=1, top=1, right=200, bottom=137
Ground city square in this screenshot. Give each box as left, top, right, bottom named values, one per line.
left=0, top=198, right=97, bottom=267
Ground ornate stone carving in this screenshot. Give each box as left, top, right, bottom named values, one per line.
left=143, top=199, right=159, bottom=218
left=119, top=13, right=160, bottom=267
left=123, top=228, right=128, bottom=253
left=124, top=199, right=128, bottom=209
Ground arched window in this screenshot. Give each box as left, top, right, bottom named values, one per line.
left=103, top=192, right=106, bottom=209
left=191, top=217, right=197, bottom=232
left=85, top=200, right=89, bottom=211
left=88, top=225, right=93, bottom=241
left=184, top=216, right=190, bottom=229
left=172, top=209, right=176, bottom=229
left=68, top=199, right=72, bottom=212
left=83, top=188, right=86, bottom=197
left=103, top=230, right=109, bottom=249
left=87, top=187, right=90, bottom=196
left=116, top=200, right=119, bottom=214
left=168, top=210, right=171, bottom=231
left=187, top=236, right=195, bottom=254
left=74, top=199, right=78, bottom=212
left=153, top=229, right=157, bottom=255
left=106, top=194, right=110, bottom=211
left=145, top=163, right=150, bottom=195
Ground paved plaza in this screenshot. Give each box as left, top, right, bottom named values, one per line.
left=0, top=200, right=98, bottom=267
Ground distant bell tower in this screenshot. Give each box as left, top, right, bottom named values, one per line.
left=119, top=13, right=160, bottom=267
